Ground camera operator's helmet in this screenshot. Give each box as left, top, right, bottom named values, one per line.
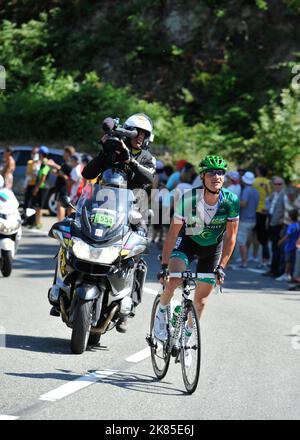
left=123, top=113, right=154, bottom=148
left=101, top=168, right=127, bottom=188
left=0, top=175, right=4, bottom=189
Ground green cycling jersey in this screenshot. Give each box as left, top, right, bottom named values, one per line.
left=174, top=187, right=240, bottom=246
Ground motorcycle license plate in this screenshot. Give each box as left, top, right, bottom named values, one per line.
left=93, top=212, right=115, bottom=227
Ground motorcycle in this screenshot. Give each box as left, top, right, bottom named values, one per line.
left=0, top=184, right=35, bottom=277
left=48, top=179, right=149, bottom=354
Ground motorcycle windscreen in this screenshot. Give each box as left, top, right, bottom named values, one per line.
left=75, top=184, right=134, bottom=241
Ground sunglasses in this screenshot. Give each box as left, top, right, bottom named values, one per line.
left=205, top=169, right=226, bottom=176
left=273, top=182, right=283, bottom=186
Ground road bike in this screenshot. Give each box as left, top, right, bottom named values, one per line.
left=146, top=271, right=217, bottom=394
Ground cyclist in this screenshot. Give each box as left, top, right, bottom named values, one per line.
left=154, top=155, right=240, bottom=359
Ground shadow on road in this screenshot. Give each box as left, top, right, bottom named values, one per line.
left=6, top=369, right=185, bottom=396
left=4, top=334, right=71, bottom=355
left=93, top=370, right=186, bottom=396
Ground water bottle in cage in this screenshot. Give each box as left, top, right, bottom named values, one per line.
left=171, top=305, right=182, bottom=327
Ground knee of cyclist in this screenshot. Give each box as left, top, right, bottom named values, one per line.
left=167, top=278, right=182, bottom=290
left=195, top=296, right=208, bottom=308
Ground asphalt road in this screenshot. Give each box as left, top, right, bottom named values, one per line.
left=0, top=216, right=299, bottom=420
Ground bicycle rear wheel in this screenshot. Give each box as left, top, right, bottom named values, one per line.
left=180, top=302, right=201, bottom=394
left=149, top=294, right=171, bottom=380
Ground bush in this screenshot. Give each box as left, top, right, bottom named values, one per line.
left=234, top=87, right=300, bottom=180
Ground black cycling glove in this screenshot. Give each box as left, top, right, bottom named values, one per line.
left=157, top=264, right=169, bottom=281
left=214, top=265, right=226, bottom=283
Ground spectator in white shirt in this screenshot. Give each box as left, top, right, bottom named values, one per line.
left=226, top=171, right=241, bottom=198
left=69, top=154, right=82, bottom=205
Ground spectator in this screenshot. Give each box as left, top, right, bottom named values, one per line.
left=31, top=146, right=51, bottom=229
left=165, top=159, right=188, bottom=190
left=226, top=171, right=241, bottom=198
left=47, top=145, right=75, bottom=221
left=163, top=165, right=174, bottom=179
left=23, top=147, right=40, bottom=226
left=291, top=236, right=300, bottom=283
left=263, top=176, right=285, bottom=277
left=0, top=147, right=16, bottom=189
left=151, top=159, right=168, bottom=244
left=236, top=171, right=259, bottom=268
left=253, top=165, right=272, bottom=267
left=69, top=153, right=83, bottom=205
left=284, top=186, right=300, bottom=225
left=176, top=163, right=195, bottom=194
left=276, top=209, right=300, bottom=282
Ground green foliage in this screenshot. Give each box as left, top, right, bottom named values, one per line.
left=0, top=16, right=52, bottom=92
left=255, top=0, right=268, bottom=11
left=1, top=1, right=300, bottom=180
left=237, top=88, right=300, bottom=180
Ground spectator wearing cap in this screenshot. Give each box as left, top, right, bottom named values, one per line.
left=236, top=171, right=259, bottom=268
left=226, top=171, right=241, bottom=198
left=31, top=146, right=51, bottom=229
left=263, top=176, right=285, bottom=277
left=47, top=145, right=76, bottom=222
left=253, top=165, right=272, bottom=267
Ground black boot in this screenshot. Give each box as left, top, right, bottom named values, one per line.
left=116, top=317, right=128, bottom=333
left=50, top=306, right=60, bottom=317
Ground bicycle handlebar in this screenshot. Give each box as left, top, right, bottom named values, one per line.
left=168, top=272, right=216, bottom=279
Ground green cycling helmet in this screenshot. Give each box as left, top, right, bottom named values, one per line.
left=200, top=155, right=228, bottom=173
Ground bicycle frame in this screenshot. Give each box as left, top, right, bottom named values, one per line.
left=167, top=271, right=216, bottom=360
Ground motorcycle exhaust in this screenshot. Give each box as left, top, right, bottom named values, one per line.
left=90, top=304, right=119, bottom=335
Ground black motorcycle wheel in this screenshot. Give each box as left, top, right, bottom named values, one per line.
left=1, top=250, right=12, bottom=277
left=88, top=333, right=101, bottom=346
left=70, top=299, right=93, bottom=354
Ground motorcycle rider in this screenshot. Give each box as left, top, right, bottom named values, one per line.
left=49, top=113, right=156, bottom=334
left=82, top=113, right=156, bottom=332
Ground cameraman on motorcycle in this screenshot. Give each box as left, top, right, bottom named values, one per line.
left=49, top=114, right=156, bottom=333
left=82, top=113, right=156, bottom=197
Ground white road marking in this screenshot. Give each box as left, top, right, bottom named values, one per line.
left=126, top=347, right=151, bottom=363
left=0, top=415, right=19, bottom=420
left=39, top=370, right=116, bottom=402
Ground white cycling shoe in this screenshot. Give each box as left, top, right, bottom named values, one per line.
left=154, top=312, right=168, bottom=341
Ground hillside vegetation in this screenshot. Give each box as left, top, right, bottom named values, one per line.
left=0, top=0, right=300, bottom=179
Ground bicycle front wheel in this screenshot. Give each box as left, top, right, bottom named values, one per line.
left=150, top=294, right=171, bottom=380
left=180, top=302, right=201, bottom=394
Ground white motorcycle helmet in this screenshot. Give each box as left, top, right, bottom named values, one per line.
left=123, top=113, right=154, bottom=148
left=0, top=175, right=4, bottom=189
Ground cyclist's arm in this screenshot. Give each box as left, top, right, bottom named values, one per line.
left=218, top=220, right=239, bottom=269
left=162, top=218, right=184, bottom=265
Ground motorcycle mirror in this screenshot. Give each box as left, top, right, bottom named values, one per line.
left=25, top=208, right=36, bottom=218
left=60, top=195, right=72, bottom=209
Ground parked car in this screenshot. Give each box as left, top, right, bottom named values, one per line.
left=0, top=146, right=64, bottom=216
